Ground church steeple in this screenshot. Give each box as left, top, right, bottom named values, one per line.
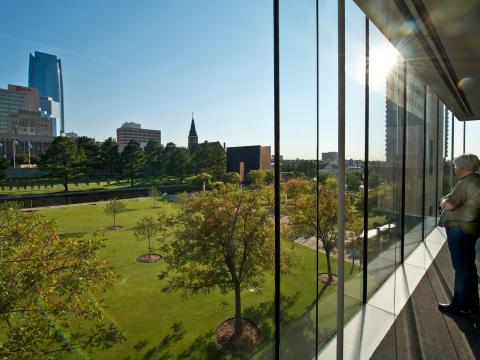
left=188, top=112, right=198, bottom=149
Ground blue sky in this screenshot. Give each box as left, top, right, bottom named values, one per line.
left=0, top=0, right=473, bottom=159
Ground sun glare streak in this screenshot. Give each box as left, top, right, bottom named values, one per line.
left=370, top=44, right=399, bottom=91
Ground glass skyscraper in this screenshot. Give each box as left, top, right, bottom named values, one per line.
left=28, top=51, right=64, bottom=135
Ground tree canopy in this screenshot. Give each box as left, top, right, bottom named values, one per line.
left=40, top=136, right=86, bottom=192
left=120, top=140, right=145, bottom=187
left=99, top=137, right=120, bottom=177
left=0, top=203, right=119, bottom=359
left=158, top=185, right=274, bottom=345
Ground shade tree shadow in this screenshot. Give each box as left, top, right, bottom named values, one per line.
left=72, top=322, right=126, bottom=353
left=125, top=321, right=185, bottom=360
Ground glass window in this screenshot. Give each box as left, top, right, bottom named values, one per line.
left=443, top=107, right=454, bottom=194
left=403, top=65, right=425, bottom=259
left=344, top=0, right=365, bottom=325
left=424, top=87, right=438, bottom=236
left=366, top=24, right=402, bottom=299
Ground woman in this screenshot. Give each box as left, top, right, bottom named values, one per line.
left=439, top=153, right=480, bottom=315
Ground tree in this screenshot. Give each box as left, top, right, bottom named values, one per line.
left=40, top=136, right=85, bottom=192
left=265, top=170, right=274, bottom=185
left=120, top=140, right=145, bottom=187
left=346, top=172, right=362, bottom=192
left=288, top=179, right=360, bottom=283
left=221, top=172, right=241, bottom=185
left=144, top=139, right=162, bottom=176
left=99, top=137, right=120, bottom=177
left=190, top=141, right=226, bottom=180
left=188, top=172, right=212, bottom=190
left=166, top=147, right=190, bottom=183
left=104, top=198, right=127, bottom=229
left=76, top=136, right=100, bottom=176
left=15, top=154, right=28, bottom=165
left=158, top=185, right=274, bottom=348
left=0, top=156, right=8, bottom=179
left=149, top=186, right=160, bottom=208
left=246, top=169, right=267, bottom=187
left=0, top=203, right=119, bottom=358
left=283, top=178, right=311, bottom=202
left=134, top=216, right=159, bottom=255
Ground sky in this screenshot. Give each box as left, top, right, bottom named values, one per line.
left=0, top=0, right=474, bottom=159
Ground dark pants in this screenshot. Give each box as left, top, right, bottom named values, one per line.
left=446, top=226, right=479, bottom=310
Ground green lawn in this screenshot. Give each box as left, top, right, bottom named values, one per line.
left=0, top=176, right=181, bottom=197
left=36, top=198, right=365, bottom=360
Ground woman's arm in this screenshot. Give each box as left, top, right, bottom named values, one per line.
left=441, top=198, right=454, bottom=210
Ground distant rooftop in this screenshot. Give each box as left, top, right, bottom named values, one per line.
left=121, top=122, right=141, bottom=129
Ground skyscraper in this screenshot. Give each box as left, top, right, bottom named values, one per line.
left=28, top=51, right=64, bottom=134
left=188, top=113, right=198, bottom=149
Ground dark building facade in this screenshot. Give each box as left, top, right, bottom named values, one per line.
left=226, top=145, right=271, bottom=180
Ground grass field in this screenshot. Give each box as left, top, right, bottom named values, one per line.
left=36, top=198, right=366, bottom=360
left=0, top=176, right=180, bottom=197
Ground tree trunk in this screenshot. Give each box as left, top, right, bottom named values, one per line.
left=326, top=250, right=333, bottom=283
left=63, top=169, right=68, bottom=192
left=113, top=214, right=116, bottom=228
left=130, top=176, right=134, bottom=187
left=233, top=281, right=242, bottom=341
left=148, top=237, right=151, bottom=254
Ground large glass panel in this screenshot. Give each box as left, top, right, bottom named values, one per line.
left=344, top=0, right=365, bottom=324
left=403, top=65, right=425, bottom=259
left=453, top=116, right=465, bottom=158
left=424, top=87, right=438, bottom=236
left=278, top=1, right=332, bottom=358
left=437, top=102, right=445, bottom=215
left=465, top=120, right=480, bottom=155
left=366, top=24, right=402, bottom=299
left=443, top=107, right=454, bottom=194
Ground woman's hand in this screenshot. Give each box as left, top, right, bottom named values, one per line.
left=441, top=199, right=454, bottom=210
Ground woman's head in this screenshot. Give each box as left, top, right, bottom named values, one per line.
left=453, top=154, right=480, bottom=176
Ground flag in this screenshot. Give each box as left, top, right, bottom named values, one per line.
left=13, top=139, right=18, bottom=146
left=28, top=141, right=32, bottom=149
left=0, top=142, right=3, bottom=148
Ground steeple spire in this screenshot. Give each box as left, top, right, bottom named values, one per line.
left=188, top=112, right=198, bottom=149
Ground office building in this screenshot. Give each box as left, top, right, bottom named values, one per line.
left=0, top=85, right=40, bottom=133
left=226, top=145, right=271, bottom=180
left=7, top=110, right=51, bottom=137
left=40, top=96, right=61, bottom=136
left=29, top=51, right=64, bottom=134
left=321, top=151, right=338, bottom=163
left=116, top=122, right=161, bottom=151
left=65, top=131, right=78, bottom=139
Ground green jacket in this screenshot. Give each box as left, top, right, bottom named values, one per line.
left=439, top=173, right=480, bottom=236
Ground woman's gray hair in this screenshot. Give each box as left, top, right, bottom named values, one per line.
left=453, top=153, right=480, bottom=173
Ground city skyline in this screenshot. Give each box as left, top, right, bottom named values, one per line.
left=0, top=1, right=474, bottom=159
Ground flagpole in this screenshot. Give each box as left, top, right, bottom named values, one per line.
left=13, top=140, right=16, bottom=169
left=28, top=141, right=31, bottom=167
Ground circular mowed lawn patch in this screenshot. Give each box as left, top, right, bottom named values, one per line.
left=136, top=254, right=162, bottom=263
left=215, top=317, right=260, bottom=353
left=107, top=225, right=124, bottom=230
left=318, top=272, right=337, bottom=286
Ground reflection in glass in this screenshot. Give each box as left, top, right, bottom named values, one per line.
left=424, top=87, right=439, bottom=236
left=403, top=65, right=425, bottom=259
left=366, top=25, right=402, bottom=298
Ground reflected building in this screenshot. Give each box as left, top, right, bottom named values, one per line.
left=29, top=51, right=64, bottom=135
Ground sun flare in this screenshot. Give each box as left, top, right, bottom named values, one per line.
left=369, top=44, right=399, bottom=91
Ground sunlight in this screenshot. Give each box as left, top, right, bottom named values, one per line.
left=369, top=43, right=399, bottom=91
